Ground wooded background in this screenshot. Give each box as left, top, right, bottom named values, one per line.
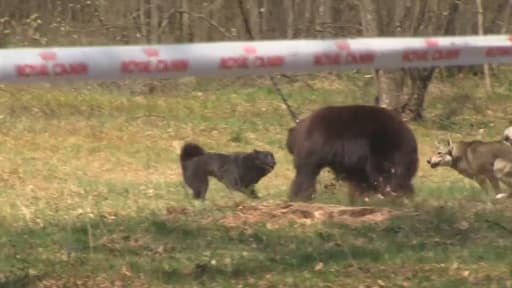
left=1, top=0, right=511, bottom=120
left=2, top=0, right=510, bottom=46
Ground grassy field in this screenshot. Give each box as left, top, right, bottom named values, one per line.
left=0, top=72, right=512, bottom=287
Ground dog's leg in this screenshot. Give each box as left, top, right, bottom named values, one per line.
left=185, top=172, right=209, bottom=200
left=493, top=159, right=512, bottom=199
left=487, top=175, right=503, bottom=197
left=488, top=176, right=510, bottom=199
left=225, top=175, right=259, bottom=199
left=474, top=176, right=491, bottom=195
left=497, top=177, right=512, bottom=199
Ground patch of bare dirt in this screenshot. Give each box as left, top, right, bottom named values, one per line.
left=220, top=202, right=397, bottom=229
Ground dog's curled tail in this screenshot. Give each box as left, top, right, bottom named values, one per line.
left=180, top=142, right=205, bottom=163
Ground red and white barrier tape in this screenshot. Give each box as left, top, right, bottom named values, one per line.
left=1, top=34, right=512, bottom=83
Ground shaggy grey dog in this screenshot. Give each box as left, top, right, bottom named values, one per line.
left=179, top=143, right=275, bottom=200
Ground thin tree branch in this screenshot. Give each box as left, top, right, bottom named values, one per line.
left=485, top=219, right=512, bottom=234
left=237, top=0, right=255, bottom=39
left=237, top=0, right=299, bottom=123
left=175, top=10, right=233, bottom=39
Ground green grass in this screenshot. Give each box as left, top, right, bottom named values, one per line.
left=2, top=201, right=511, bottom=287
left=1, top=72, right=512, bottom=287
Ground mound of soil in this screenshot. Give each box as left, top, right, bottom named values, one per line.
left=220, top=202, right=397, bottom=229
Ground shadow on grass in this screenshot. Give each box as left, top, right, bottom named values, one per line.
left=1, top=201, right=512, bottom=286
left=0, top=273, right=43, bottom=288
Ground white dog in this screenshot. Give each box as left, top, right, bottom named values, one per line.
left=503, top=126, right=512, bottom=146
left=495, top=126, right=512, bottom=198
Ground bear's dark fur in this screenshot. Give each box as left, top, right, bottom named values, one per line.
left=180, top=143, right=276, bottom=200
left=286, top=105, right=418, bottom=203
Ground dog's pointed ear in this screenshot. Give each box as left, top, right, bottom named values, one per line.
left=448, top=137, right=454, bottom=148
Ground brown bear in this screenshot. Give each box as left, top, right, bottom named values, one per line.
left=286, top=105, right=418, bottom=204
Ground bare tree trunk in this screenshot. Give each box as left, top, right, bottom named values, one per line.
left=315, top=0, right=332, bottom=37
left=476, top=0, right=492, bottom=94
left=180, top=0, right=191, bottom=42
left=359, top=0, right=400, bottom=113
left=501, top=0, right=512, bottom=34
left=285, top=0, right=295, bottom=38
left=206, top=0, right=224, bottom=41
left=401, top=0, right=460, bottom=121
left=258, top=0, right=268, bottom=38
left=359, top=0, right=461, bottom=120
left=139, top=0, right=148, bottom=43
left=149, top=0, right=159, bottom=43
left=400, top=68, right=435, bottom=121
left=303, top=0, right=313, bottom=37
left=495, top=0, right=512, bottom=74
left=375, top=70, right=402, bottom=113
left=247, top=0, right=260, bottom=38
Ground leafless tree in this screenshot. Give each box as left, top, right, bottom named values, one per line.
left=476, top=0, right=491, bottom=94
left=359, top=0, right=462, bottom=121
left=1, top=0, right=511, bottom=113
